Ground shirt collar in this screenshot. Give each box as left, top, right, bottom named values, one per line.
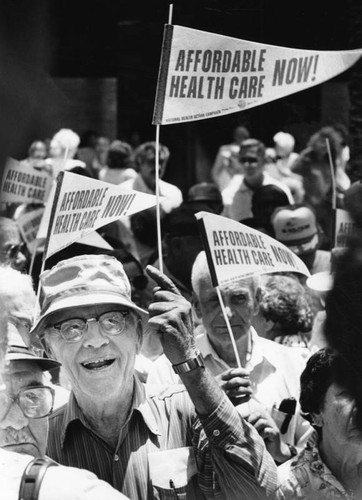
left=197, top=326, right=278, bottom=372
left=60, top=375, right=161, bottom=446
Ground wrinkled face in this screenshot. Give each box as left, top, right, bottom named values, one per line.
left=6, top=288, right=35, bottom=347
left=44, top=305, right=141, bottom=402
left=0, top=360, right=48, bottom=457
left=239, top=146, right=265, bottom=184
left=0, top=224, right=28, bottom=272
left=196, top=275, right=259, bottom=355
left=139, top=150, right=167, bottom=191
left=318, top=383, right=362, bottom=448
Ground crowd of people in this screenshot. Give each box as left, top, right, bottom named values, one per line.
left=0, top=121, right=362, bottom=500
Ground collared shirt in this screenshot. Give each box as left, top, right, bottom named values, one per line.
left=150, top=328, right=312, bottom=451
left=276, top=431, right=353, bottom=499
left=221, top=172, right=294, bottom=221
left=120, top=174, right=183, bottom=214
left=47, top=375, right=277, bottom=499
left=0, top=448, right=128, bottom=500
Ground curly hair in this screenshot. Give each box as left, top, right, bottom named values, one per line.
left=259, top=274, right=313, bottom=335
left=300, top=348, right=359, bottom=431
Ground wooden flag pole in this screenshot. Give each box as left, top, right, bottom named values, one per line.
left=154, top=4, right=174, bottom=274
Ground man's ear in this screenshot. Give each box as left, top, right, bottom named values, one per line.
left=253, top=286, right=261, bottom=316
left=41, top=336, right=56, bottom=360
left=192, top=292, right=202, bottom=319
left=310, top=412, right=323, bottom=427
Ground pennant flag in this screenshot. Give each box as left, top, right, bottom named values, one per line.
left=334, top=208, right=356, bottom=248
left=77, top=231, right=113, bottom=250
left=44, top=171, right=161, bottom=259
left=153, top=25, right=362, bottom=125
left=195, top=211, right=310, bottom=287
left=1, top=157, right=53, bottom=204
left=16, top=207, right=45, bottom=254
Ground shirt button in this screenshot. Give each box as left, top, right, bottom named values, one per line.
left=213, top=429, right=220, bottom=437
left=114, top=454, right=119, bottom=462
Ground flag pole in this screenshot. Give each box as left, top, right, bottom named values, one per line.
left=155, top=124, right=163, bottom=273
left=215, top=286, right=242, bottom=368
left=29, top=239, right=39, bottom=276
left=154, top=4, right=174, bottom=274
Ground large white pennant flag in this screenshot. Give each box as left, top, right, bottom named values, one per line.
left=196, top=211, right=310, bottom=287
left=44, top=171, right=161, bottom=259
left=153, top=25, right=362, bottom=125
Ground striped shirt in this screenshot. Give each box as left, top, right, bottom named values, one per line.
left=47, top=376, right=277, bottom=499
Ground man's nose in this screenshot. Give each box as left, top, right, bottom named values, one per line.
left=221, top=304, right=235, bottom=319
left=82, top=319, right=110, bottom=349
left=0, top=401, right=28, bottom=430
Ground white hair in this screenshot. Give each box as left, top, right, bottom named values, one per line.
left=0, top=265, right=35, bottom=304
left=273, top=132, right=295, bottom=154
left=52, top=128, right=80, bottom=158
left=191, top=251, right=260, bottom=298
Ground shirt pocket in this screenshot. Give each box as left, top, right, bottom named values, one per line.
left=148, top=447, right=198, bottom=500
left=271, top=406, right=295, bottom=445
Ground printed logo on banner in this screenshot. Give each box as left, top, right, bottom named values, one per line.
left=335, top=209, right=356, bottom=248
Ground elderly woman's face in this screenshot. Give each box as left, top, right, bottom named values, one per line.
left=318, top=383, right=361, bottom=445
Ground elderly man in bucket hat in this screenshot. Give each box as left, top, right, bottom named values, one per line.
left=31, top=254, right=277, bottom=499
left=0, top=312, right=130, bottom=500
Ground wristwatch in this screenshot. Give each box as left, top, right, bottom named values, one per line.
left=172, top=351, right=205, bottom=375
left=19, top=457, right=57, bottom=500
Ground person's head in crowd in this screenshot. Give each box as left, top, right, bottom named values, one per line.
left=343, top=180, right=362, bottom=229
left=271, top=204, right=322, bottom=271
left=130, top=207, right=159, bottom=258
left=186, top=182, right=223, bottom=214
left=306, top=126, right=344, bottom=165
left=191, top=251, right=260, bottom=366
left=28, top=140, right=47, bottom=161
left=0, top=318, right=59, bottom=457
left=300, top=348, right=362, bottom=459
left=252, top=273, right=313, bottom=340
left=238, top=138, right=266, bottom=188
left=134, top=141, right=170, bottom=191
left=50, top=128, right=81, bottom=160
left=31, top=255, right=147, bottom=407
left=247, top=184, right=291, bottom=236
left=0, top=266, right=37, bottom=349
left=324, top=238, right=362, bottom=394
left=0, top=217, right=29, bottom=272
left=273, top=132, right=295, bottom=160
left=232, top=125, right=250, bottom=145
left=162, top=204, right=205, bottom=292
left=107, top=140, right=133, bottom=170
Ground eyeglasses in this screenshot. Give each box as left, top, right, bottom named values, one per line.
left=50, top=310, right=130, bottom=343
left=239, top=156, right=259, bottom=164
left=2, top=243, right=28, bottom=260
left=0, top=385, right=55, bottom=419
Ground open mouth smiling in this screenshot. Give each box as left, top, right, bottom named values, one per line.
left=81, top=357, right=116, bottom=371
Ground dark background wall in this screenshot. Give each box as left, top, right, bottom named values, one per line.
left=0, top=0, right=360, bottom=191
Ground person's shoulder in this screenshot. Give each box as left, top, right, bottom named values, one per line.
left=119, top=177, right=137, bottom=190
left=258, top=336, right=307, bottom=369
left=222, top=174, right=244, bottom=198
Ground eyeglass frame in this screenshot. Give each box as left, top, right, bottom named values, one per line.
left=47, top=310, right=131, bottom=344
left=0, top=385, right=55, bottom=420
left=1, top=242, right=28, bottom=260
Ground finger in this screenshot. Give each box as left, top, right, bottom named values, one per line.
left=146, top=265, right=182, bottom=296
left=226, top=387, right=253, bottom=398
left=220, top=368, right=250, bottom=380
left=222, top=377, right=251, bottom=389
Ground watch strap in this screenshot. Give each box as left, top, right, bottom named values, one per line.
left=19, top=457, right=57, bottom=500
left=172, top=351, right=205, bottom=375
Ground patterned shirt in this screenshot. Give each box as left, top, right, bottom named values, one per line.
left=276, top=431, right=354, bottom=499
left=47, top=376, right=277, bottom=499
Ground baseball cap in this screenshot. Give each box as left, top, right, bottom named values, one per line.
left=271, top=205, right=319, bottom=255
left=7, top=322, right=60, bottom=371
left=30, top=254, right=148, bottom=338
